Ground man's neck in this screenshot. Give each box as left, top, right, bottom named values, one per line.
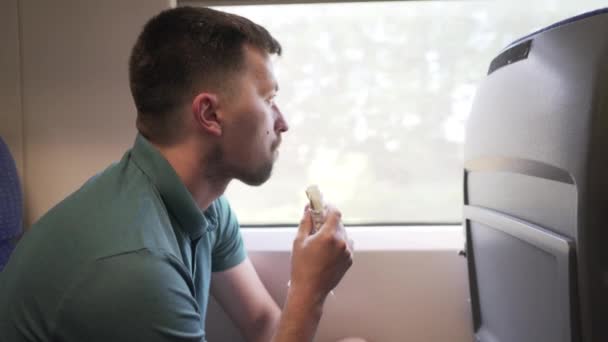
left=154, top=142, right=229, bottom=211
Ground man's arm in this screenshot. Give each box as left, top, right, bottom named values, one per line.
left=212, top=206, right=352, bottom=342
left=211, top=258, right=281, bottom=342
left=56, top=250, right=205, bottom=342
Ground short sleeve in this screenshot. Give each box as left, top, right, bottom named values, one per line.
left=211, top=196, right=247, bottom=272
left=54, top=250, right=205, bottom=342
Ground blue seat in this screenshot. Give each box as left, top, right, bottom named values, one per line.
left=0, top=137, right=22, bottom=271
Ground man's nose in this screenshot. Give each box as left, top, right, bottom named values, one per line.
left=273, top=104, right=289, bottom=133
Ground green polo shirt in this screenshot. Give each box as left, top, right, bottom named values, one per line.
left=0, top=134, right=247, bottom=342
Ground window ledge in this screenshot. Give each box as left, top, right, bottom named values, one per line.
left=241, top=225, right=465, bottom=252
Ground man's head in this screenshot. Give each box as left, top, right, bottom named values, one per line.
left=129, top=6, right=288, bottom=186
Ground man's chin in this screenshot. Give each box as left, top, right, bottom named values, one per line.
left=240, top=178, right=268, bottom=187
left=237, top=164, right=273, bottom=186
left=238, top=174, right=271, bottom=186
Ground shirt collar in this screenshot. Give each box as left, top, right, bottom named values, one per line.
left=130, top=134, right=218, bottom=239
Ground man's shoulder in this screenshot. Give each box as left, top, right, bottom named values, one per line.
left=2, top=152, right=184, bottom=307
left=38, top=152, right=159, bottom=224
left=27, top=152, right=177, bottom=260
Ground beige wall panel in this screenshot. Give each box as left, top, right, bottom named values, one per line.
left=20, top=0, right=172, bottom=227
left=0, top=0, right=24, bottom=179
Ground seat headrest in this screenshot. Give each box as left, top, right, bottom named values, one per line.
left=508, top=7, right=608, bottom=48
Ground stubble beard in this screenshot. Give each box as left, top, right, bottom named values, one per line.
left=207, top=144, right=274, bottom=187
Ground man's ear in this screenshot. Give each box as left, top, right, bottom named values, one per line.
left=192, top=93, right=222, bottom=136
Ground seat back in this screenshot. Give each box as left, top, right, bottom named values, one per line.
left=464, top=9, right=608, bottom=342
left=0, top=137, right=22, bottom=271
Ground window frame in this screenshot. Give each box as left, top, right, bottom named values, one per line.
left=179, top=0, right=426, bottom=7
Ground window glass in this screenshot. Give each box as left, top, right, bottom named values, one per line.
left=197, top=0, right=606, bottom=224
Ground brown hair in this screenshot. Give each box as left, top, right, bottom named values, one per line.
left=129, top=6, right=282, bottom=143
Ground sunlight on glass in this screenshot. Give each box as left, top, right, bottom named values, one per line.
left=207, top=0, right=606, bottom=224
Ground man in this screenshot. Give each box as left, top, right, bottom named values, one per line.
left=0, top=6, right=353, bottom=342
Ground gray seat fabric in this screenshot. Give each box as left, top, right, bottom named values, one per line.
left=464, top=8, right=608, bottom=342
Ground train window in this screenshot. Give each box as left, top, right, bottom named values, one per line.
left=182, top=0, right=605, bottom=225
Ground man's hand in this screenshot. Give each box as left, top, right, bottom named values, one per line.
left=271, top=205, right=353, bottom=342
left=290, top=205, right=353, bottom=302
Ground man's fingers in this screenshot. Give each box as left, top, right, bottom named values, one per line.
left=347, top=238, right=355, bottom=254
left=318, top=205, right=342, bottom=234
left=296, top=208, right=314, bottom=240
